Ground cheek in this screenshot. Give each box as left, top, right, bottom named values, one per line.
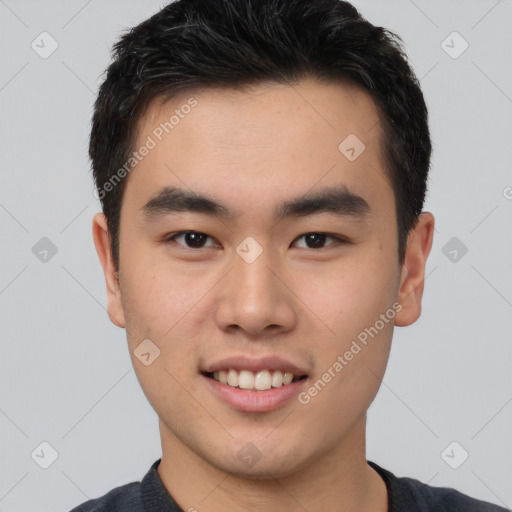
left=121, top=254, right=190, bottom=335
left=119, top=255, right=210, bottom=382
left=120, top=262, right=203, bottom=408
left=301, top=253, right=399, bottom=340
left=295, top=262, right=397, bottom=429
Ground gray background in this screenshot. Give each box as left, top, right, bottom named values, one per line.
left=0, top=0, right=511, bottom=510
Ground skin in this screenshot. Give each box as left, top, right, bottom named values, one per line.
left=93, top=78, right=434, bottom=512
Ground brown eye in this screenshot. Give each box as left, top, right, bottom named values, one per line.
left=293, top=233, right=345, bottom=249
left=165, top=231, right=218, bottom=249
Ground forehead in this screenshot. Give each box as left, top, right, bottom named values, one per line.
left=138, top=78, right=382, bottom=147
left=126, top=78, right=391, bottom=216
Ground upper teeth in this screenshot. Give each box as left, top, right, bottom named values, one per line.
left=213, top=369, right=296, bottom=391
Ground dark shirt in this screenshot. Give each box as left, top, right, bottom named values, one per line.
left=69, top=459, right=509, bottom=511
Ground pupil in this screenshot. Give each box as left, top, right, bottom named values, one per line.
left=306, top=233, right=325, bottom=248
left=186, top=232, right=206, bottom=247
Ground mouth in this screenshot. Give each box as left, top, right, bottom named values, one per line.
left=200, top=356, right=310, bottom=412
left=202, top=369, right=308, bottom=392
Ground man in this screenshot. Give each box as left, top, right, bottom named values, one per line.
left=71, top=0, right=508, bottom=510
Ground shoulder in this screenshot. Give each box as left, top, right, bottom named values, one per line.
left=68, top=481, right=142, bottom=512
left=368, top=461, right=510, bottom=512
left=406, top=478, right=509, bottom=512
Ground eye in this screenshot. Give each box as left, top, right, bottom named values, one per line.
left=164, top=231, right=349, bottom=250
left=293, top=232, right=347, bottom=249
left=164, top=231, right=219, bottom=249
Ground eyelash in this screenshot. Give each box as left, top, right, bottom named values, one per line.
left=163, top=231, right=350, bottom=250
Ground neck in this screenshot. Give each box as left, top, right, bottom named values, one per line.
left=157, top=416, right=388, bottom=512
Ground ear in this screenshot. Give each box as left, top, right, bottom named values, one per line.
left=394, top=212, right=435, bottom=327
left=92, top=212, right=126, bottom=328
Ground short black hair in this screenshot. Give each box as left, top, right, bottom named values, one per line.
left=90, top=0, right=431, bottom=270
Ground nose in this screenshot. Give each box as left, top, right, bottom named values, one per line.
left=214, top=243, right=298, bottom=338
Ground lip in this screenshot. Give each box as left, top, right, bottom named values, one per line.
left=202, top=373, right=308, bottom=412
left=201, top=355, right=309, bottom=376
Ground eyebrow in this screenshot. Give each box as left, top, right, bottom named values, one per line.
left=141, top=185, right=370, bottom=222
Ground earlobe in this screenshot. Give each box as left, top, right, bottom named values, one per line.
left=92, top=212, right=126, bottom=328
left=395, top=212, right=435, bottom=327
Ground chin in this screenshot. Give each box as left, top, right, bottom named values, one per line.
left=208, top=442, right=313, bottom=480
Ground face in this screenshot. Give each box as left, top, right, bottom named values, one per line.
left=93, top=78, right=433, bottom=479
